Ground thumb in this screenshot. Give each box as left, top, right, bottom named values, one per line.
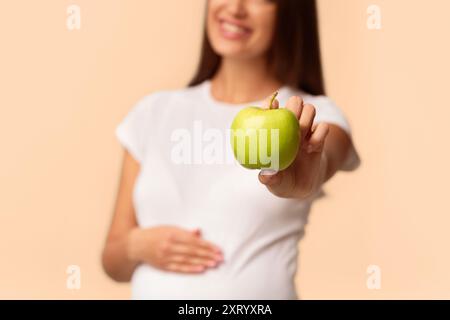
left=258, top=169, right=282, bottom=187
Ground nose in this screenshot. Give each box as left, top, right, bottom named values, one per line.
left=226, top=0, right=247, bottom=18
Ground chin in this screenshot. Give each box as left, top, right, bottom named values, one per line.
left=217, top=50, right=248, bottom=59
left=211, top=43, right=253, bottom=60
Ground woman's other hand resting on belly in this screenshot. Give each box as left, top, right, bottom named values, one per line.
left=101, top=150, right=224, bottom=282
left=127, top=225, right=224, bottom=274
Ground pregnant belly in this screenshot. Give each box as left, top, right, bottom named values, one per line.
left=131, top=255, right=298, bottom=300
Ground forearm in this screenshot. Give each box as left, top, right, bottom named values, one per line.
left=322, top=124, right=352, bottom=183
left=304, top=132, right=349, bottom=199
left=102, top=228, right=141, bottom=282
left=322, top=148, right=338, bottom=183
left=303, top=152, right=329, bottom=199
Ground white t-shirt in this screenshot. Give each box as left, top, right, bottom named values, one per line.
left=115, top=80, right=360, bottom=299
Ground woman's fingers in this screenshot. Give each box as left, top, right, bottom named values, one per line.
left=258, top=169, right=298, bottom=199
left=169, top=228, right=223, bottom=261
left=165, top=242, right=224, bottom=273
left=172, top=229, right=222, bottom=253
left=285, top=96, right=303, bottom=119
left=284, top=97, right=325, bottom=152
left=299, top=103, right=316, bottom=140
left=191, top=228, right=202, bottom=237
left=170, top=243, right=223, bottom=261
left=165, top=263, right=206, bottom=274
left=162, top=228, right=224, bottom=273
left=168, top=254, right=220, bottom=268
left=306, top=123, right=329, bottom=153
left=278, top=95, right=317, bottom=141
left=258, top=170, right=283, bottom=187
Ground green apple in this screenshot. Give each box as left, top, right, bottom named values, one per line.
left=230, top=92, right=300, bottom=171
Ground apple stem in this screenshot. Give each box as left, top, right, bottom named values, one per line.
left=269, top=91, right=278, bottom=109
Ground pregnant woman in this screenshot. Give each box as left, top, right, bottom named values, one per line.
left=102, top=0, right=360, bottom=299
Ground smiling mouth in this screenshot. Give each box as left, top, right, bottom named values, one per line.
left=219, top=19, right=252, bottom=38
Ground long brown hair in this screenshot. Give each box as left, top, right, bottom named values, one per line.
left=188, top=0, right=325, bottom=96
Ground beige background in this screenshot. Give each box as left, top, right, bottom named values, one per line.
left=1, top=0, right=449, bottom=299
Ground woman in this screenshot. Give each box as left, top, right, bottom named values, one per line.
left=102, top=0, right=360, bottom=299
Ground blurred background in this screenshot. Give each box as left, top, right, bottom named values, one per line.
left=1, top=0, right=449, bottom=299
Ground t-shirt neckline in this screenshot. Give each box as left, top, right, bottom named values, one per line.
left=201, top=79, right=291, bottom=109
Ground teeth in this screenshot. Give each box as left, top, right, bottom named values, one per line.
left=221, top=21, right=247, bottom=34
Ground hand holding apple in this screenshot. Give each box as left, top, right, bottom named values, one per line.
left=257, top=95, right=330, bottom=199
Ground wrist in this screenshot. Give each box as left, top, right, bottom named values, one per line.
left=127, top=227, right=143, bottom=263
left=318, top=151, right=329, bottom=184
left=300, top=151, right=328, bottom=201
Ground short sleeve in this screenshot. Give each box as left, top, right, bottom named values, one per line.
left=309, top=96, right=361, bottom=171
left=115, top=95, right=154, bottom=163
